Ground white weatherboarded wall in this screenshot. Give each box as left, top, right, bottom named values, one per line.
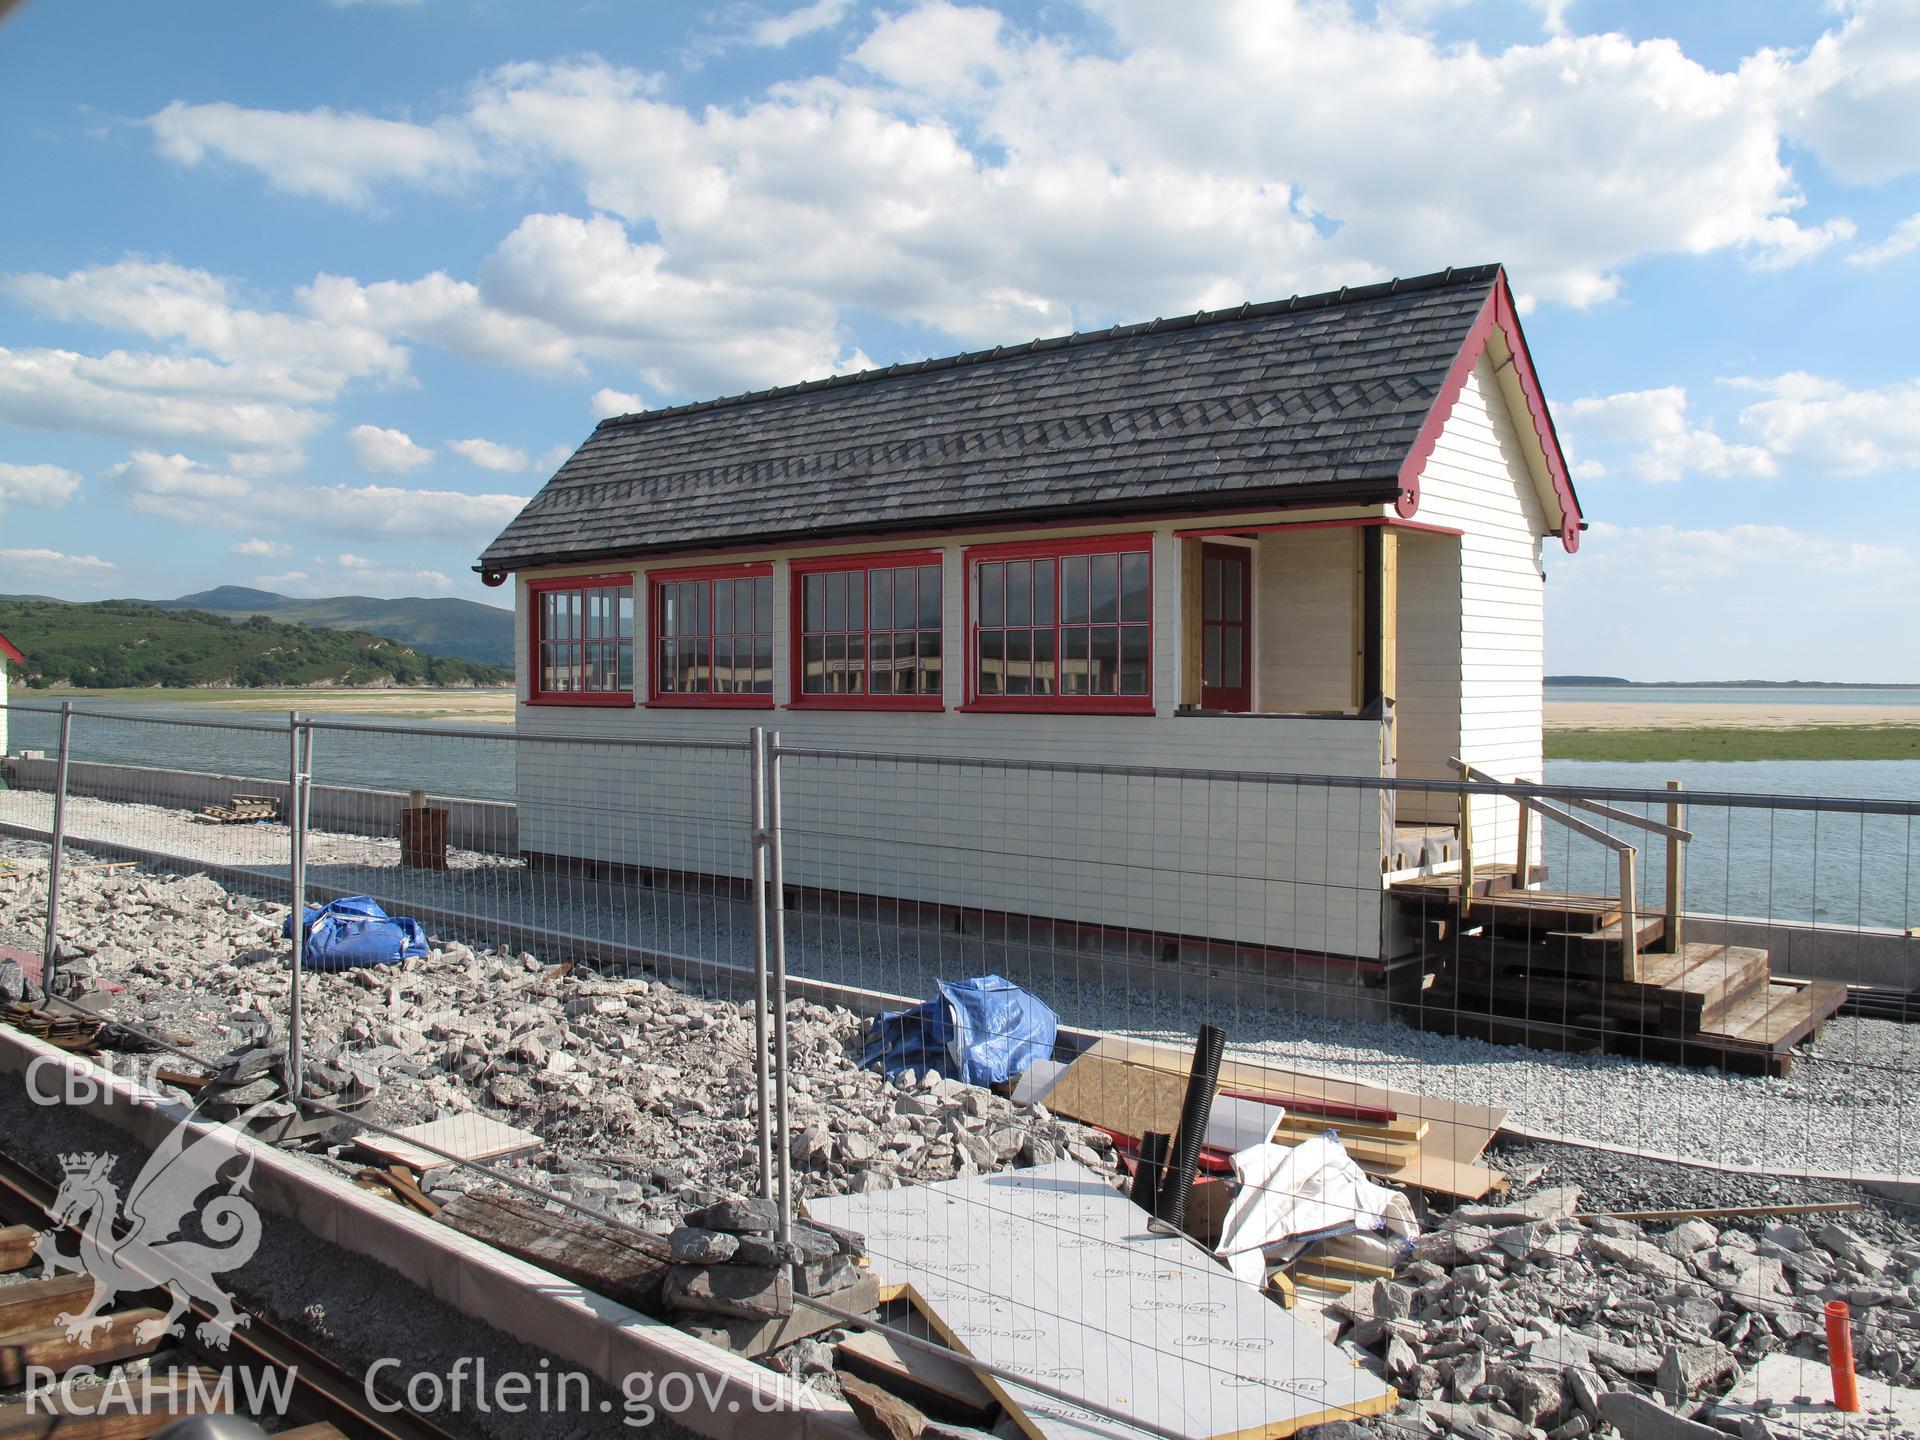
left=1393, top=530, right=1464, bottom=825
left=509, top=516, right=1394, bottom=958
left=1254, top=528, right=1353, bottom=714
left=1408, top=356, right=1551, bottom=859
left=0, top=658, right=8, bottom=757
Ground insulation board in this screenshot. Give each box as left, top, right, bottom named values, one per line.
left=809, top=1161, right=1394, bottom=1439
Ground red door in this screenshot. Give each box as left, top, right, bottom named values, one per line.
left=1200, top=543, right=1252, bottom=711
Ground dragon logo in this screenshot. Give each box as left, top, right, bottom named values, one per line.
left=32, top=1107, right=266, bottom=1350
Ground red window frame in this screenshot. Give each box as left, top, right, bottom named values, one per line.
left=526, top=573, right=635, bottom=707
left=646, top=561, right=776, bottom=709
left=961, top=533, right=1154, bottom=714
left=788, top=550, right=945, bottom=711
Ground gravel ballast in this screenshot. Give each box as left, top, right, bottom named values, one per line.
left=5, top=822, right=1920, bottom=1440
left=2, top=790, right=1914, bottom=1181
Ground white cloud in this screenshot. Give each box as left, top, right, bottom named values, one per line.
left=532, top=442, right=574, bottom=475
left=0, top=547, right=117, bottom=577
left=1573, top=521, right=1914, bottom=590
left=449, top=437, right=530, bottom=473
left=347, top=423, right=434, bottom=474
left=0, top=346, right=330, bottom=453
left=1548, top=519, right=1919, bottom=680
left=591, top=387, right=646, bottom=416
left=5, top=258, right=405, bottom=392
left=301, top=270, right=582, bottom=376
left=1767, top=0, right=1920, bottom=187
left=108, top=450, right=529, bottom=538
left=230, top=537, right=292, bottom=558
left=750, top=0, right=857, bottom=48
left=477, top=212, right=866, bottom=392
left=336, top=553, right=456, bottom=592
left=1728, top=374, right=1920, bottom=475
left=0, top=461, right=82, bottom=509
left=1847, top=212, right=1920, bottom=267
left=1564, top=387, right=1775, bottom=483
left=148, top=100, right=480, bottom=206
left=126, top=2, right=1880, bottom=379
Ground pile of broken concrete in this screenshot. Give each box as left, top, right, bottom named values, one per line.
left=1329, top=1183, right=1918, bottom=1438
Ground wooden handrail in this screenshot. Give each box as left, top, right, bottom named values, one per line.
left=1560, top=793, right=1693, bottom=843
left=1448, top=757, right=1648, bottom=979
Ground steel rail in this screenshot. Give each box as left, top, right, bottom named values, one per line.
left=0, top=1142, right=462, bottom=1440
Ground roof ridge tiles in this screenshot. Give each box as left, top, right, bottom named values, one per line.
left=592, top=263, right=1502, bottom=431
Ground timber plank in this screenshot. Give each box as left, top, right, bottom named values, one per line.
left=0, top=1309, right=168, bottom=1386
left=1719, top=981, right=1848, bottom=1051
left=0, top=1366, right=229, bottom=1440
left=0, top=1228, right=37, bottom=1275
left=433, top=1188, right=673, bottom=1317
left=0, top=1277, right=104, bottom=1336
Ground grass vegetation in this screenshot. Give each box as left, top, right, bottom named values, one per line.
left=1546, top=726, right=1920, bottom=762
left=0, top=599, right=511, bottom=690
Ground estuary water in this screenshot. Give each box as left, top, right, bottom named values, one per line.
left=5, top=696, right=1916, bottom=929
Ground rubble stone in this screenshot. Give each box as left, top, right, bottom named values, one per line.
left=663, top=1262, right=794, bottom=1321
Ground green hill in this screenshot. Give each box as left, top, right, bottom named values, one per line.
left=0, top=599, right=510, bottom=689
left=159, top=587, right=515, bottom=668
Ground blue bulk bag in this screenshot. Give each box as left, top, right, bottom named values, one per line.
left=280, top=895, right=429, bottom=972
left=862, top=974, right=1058, bottom=1086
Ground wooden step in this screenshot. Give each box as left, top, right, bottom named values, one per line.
left=1541, top=914, right=1670, bottom=974
left=1656, top=945, right=1773, bottom=1031
left=1698, top=979, right=1848, bottom=1052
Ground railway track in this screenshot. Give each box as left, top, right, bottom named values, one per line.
left=0, top=1140, right=462, bottom=1440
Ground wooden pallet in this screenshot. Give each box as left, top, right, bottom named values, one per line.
left=195, top=792, right=281, bottom=825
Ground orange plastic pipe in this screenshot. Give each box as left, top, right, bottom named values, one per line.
left=1826, top=1300, right=1861, bottom=1413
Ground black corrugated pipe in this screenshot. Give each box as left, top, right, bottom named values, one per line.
left=1155, top=1024, right=1227, bottom=1230
left=1130, top=1131, right=1170, bottom=1213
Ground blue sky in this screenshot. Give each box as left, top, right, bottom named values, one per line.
left=1, top=0, right=1915, bottom=679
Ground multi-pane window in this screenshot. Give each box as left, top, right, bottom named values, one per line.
left=650, top=567, right=774, bottom=701
left=795, top=555, right=944, bottom=703
left=531, top=577, right=633, bottom=701
left=969, top=539, right=1152, bottom=707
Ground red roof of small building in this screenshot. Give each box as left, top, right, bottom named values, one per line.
left=0, top=631, right=23, bottom=667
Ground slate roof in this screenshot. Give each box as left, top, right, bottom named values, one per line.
left=478, top=265, right=1503, bottom=572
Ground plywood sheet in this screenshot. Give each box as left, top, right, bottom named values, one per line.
left=1041, top=1055, right=1284, bottom=1154
left=1084, top=1036, right=1504, bottom=1197
left=357, top=1114, right=541, bottom=1172
left=810, top=1161, right=1395, bottom=1440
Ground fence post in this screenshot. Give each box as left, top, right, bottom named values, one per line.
left=748, top=725, right=774, bottom=1202
left=763, top=729, right=794, bottom=1255
left=1665, top=779, right=1685, bottom=953
left=1618, top=845, right=1640, bottom=983
left=288, top=712, right=308, bottom=1103
left=40, top=699, right=74, bottom=997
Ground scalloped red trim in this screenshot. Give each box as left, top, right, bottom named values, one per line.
left=1395, top=270, right=1583, bottom=553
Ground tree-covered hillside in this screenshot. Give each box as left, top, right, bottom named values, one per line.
left=0, top=600, right=510, bottom=689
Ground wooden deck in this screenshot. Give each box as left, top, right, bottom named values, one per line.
left=1390, top=868, right=1848, bottom=1077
